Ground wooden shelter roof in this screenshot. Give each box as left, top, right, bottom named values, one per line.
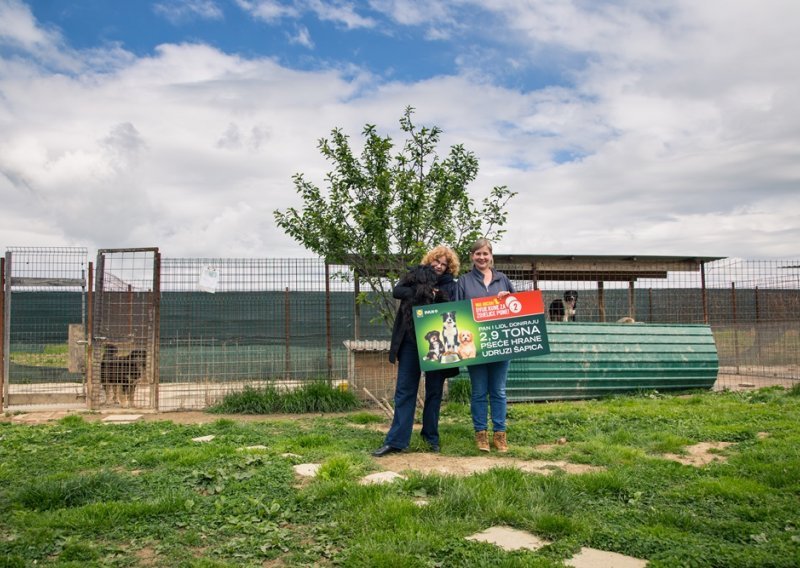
left=491, top=255, right=726, bottom=282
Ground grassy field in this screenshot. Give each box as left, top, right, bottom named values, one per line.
left=1, top=387, right=799, bottom=567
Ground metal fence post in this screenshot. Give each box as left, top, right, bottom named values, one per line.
left=325, top=262, right=332, bottom=382
left=0, top=257, right=5, bottom=409
left=2, top=253, right=10, bottom=410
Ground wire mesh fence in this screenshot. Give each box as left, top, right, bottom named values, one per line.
left=2, top=251, right=798, bottom=410
left=89, top=248, right=159, bottom=410
left=2, top=247, right=88, bottom=408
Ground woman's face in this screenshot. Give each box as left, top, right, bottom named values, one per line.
left=429, top=255, right=448, bottom=276
left=471, top=246, right=492, bottom=270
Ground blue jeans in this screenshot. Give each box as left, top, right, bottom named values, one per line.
left=467, top=360, right=510, bottom=432
left=384, top=339, right=446, bottom=449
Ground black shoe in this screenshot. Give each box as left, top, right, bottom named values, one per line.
left=371, top=444, right=403, bottom=457
left=428, top=444, right=440, bottom=453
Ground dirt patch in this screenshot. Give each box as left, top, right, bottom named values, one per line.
left=2, top=409, right=368, bottom=426
left=134, top=546, right=158, bottom=567
left=662, top=442, right=734, bottom=467
left=373, top=452, right=602, bottom=476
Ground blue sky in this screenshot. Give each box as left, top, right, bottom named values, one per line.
left=1, top=0, right=799, bottom=259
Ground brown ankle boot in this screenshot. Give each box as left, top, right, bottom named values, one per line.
left=475, top=430, right=490, bottom=452
left=492, top=431, right=508, bottom=453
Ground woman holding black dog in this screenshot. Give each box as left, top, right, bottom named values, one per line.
left=372, top=246, right=460, bottom=456
left=456, top=238, right=515, bottom=453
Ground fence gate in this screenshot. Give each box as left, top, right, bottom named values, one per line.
left=91, top=248, right=160, bottom=410
left=2, top=247, right=88, bottom=409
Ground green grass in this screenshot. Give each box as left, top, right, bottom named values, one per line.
left=207, top=380, right=361, bottom=414
left=1, top=388, right=800, bottom=566
left=9, top=344, right=70, bottom=367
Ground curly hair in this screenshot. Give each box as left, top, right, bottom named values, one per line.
left=421, top=245, right=461, bottom=275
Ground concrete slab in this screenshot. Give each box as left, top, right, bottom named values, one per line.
left=565, top=547, right=647, bottom=568
left=237, top=445, right=268, bottom=451
left=191, top=434, right=216, bottom=442
left=102, top=414, right=144, bottom=423
left=293, top=463, right=321, bottom=477
left=360, top=471, right=406, bottom=485
left=281, top=452, right=302, bottom=459
left=465, top=526, right=550, bottom=551
left=11, top=411, right=73, bottom=424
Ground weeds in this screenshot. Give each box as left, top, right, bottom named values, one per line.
left=208, top=380, right=360, bottom=414
left=1, top=389, right=799, bottom=566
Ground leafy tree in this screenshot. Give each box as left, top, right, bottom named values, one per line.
left=274, top=106, right=516, bottom=327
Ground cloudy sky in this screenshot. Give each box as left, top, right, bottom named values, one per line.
left=1, top=0, right=798, bottom=261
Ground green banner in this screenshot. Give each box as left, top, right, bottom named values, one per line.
left=413, top=290, right=551, bottom=371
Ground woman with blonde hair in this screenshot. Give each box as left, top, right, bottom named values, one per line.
left=456, top=238, right=515, bottom=453
left=371, top=245, right=460, bottom=456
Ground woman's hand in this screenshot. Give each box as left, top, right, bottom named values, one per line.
left=497, top=290, right=511, bottom=298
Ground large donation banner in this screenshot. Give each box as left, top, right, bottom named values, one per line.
left=412, top=290, right=550, bottom=372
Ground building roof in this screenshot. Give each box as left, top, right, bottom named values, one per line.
left=491, top=254, right=726, bottom=282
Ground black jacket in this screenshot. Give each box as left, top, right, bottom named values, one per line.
left=388, top=272, right=456, bottom=363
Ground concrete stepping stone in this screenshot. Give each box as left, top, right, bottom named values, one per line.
left=102, top=414, right=144, bottom=423
left=237, top=445, right=267, bottom=451
left=565, top=547, right=647, bottom=567
left=360, top=471, right=406, bottom=485
left=465, top=526, right=550, bottom=551
left=191, top=434, right=215, bottom=442
left=281, top=452, right=302, bottom=458
left=293, top=463, right=321, bottom=477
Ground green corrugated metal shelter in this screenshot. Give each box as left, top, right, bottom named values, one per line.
left=507, top=322, right=719, bottom=401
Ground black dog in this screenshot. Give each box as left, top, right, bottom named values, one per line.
left=399, top=264, right=444, bottom=329
left=549, top=290, right=578, bottom=322
left=100, top=344, right=147, bottom=407
left=424, top=330, right=445, bottom=361
left=118, top=349, right=147, bottom=406
left=100, top=343, right=120, bottom=404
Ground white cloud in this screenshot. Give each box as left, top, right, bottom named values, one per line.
left=154, top=0, right=225, bottom=24
left=305, top=0, right=375, bottom=29
left=1, top=0, right=799, bottom=261
left=288, top=25, right=314, bottom=48
left=235, top=0, right=299, bottom=23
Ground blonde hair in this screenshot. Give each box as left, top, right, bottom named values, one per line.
left=421, top=245, right=460, bottom=275
left=470, top=238, right=493, bottom=254
left=470, top=238, right=494, bottom=268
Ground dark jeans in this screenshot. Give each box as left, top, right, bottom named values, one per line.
left=383, top=339, right=446, bottom=449
left=421, top=370, right=447, bottom=447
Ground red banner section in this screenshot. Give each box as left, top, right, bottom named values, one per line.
left=471, top=290, right=545, bottom=323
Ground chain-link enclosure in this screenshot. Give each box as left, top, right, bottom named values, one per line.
left=90, top=248, right=159, bottom=410
left=2, top=252, right=798, bottom=410
left=157, top=258, right=391, bottom=410
left=2, top=247, right=88, bottom=408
